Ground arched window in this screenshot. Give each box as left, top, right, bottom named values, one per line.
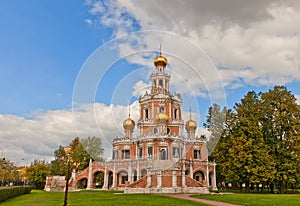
left=145, top=109, right=149, bottom=120
left=159, top=148, right=168, bottom=160
left=159, top=79, right=163, bottom=88
left=174, top=109, right=178, bottom=119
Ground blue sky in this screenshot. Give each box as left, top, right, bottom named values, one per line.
left=1, top=0, right=300, bottom=164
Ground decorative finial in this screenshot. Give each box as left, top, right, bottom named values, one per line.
left=128, top=105, right=131, bottom=117
left=159, top=43, right=162, bottom=56
left=189, top=107, right=192, bottom=119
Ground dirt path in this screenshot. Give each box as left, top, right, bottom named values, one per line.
left=159, top=194, right=242, bottom=206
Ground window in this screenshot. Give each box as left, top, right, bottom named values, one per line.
left=159, top=79, right=163, bottom=88
left=153, top=80, right=157, bottom=88
left=167, top=127, right=170, bottom=134
left=194, top=149, right=201, bottom=159
left=122, top=150, right=130, bottom=159
left=121, top=176, right=128, bottom=184
left=153, top=128, right=158, bottom=134
left=159, top=148, right=168, bottom=160
left=145, top=109, right=149, bottom=120
left=172, top=147, right=180, bottom=158
left=147, top=147, right=153, bottom=157
left=174, top=109, right=178, bottom=119
left=113, top=150, right=118, bottom=160
left=139, top=147, right=143, bottom=158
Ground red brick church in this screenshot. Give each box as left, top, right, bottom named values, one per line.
left=45, top=51, right=217, bottom=193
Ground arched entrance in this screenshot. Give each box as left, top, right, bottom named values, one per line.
left=117, top=170, right=128, bottom=186
left=108, top=171, right=113, bottom=189
left=77, top=178, right=88, bottom=189
left=141, top=169, right=147, bottom=177
left=93, top=171, right=104, bottom=188
left=193, top=171, right=205, bottom=184
left=132, top=170, right=137, bottom=182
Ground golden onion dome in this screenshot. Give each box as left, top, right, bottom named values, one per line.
left=154, top=55, right=168, bottom=67
left=155, top=112, right=169, bottom=124
left=123, top=117, right=135, bottom=130
left=185, top=119, right=197, bottom=131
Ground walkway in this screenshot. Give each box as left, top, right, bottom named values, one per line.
left=159, top=194, right=242, bottom=206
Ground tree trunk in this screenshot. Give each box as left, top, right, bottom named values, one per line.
left=279, top=181, right=284, bottom=194
left=261, top=183, right=265, bottom=193
left=245, top=182, right=250, bottom=193
left=270, top=182, right=274, bottom=193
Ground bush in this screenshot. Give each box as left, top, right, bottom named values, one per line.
left=0, top=186, right=32, bottom=202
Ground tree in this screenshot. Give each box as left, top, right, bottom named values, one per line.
left=50, top=136, right=104, bottom=175
left=0, top=158, right=19, bottom=186
left=260, top=86, right=300, bottom=193
left=212, top=86, right=300, bottom=193
left=25, top=159, right=49, bottom=189
left=204, top=103, right=227, bottom=155
left=81, top=136, right=104, bottom=162
left=224, top=91, right=275, bottom=192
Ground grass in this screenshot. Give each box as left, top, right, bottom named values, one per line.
left=0, top=190, right=207, bottom=206
left=193, top=193, right=300, bottom=206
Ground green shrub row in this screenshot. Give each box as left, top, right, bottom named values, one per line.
left=0, top=186, right=32, bottom=202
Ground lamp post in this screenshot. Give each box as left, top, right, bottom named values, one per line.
left=63, top=146, right=72, bottom=206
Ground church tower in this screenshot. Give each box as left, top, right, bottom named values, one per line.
left=137, top=51, right=184, bottom=138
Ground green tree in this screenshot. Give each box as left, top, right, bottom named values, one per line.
left=0, top=158, right=19, bottom=186
left=226, top=92, right=275, bottom=192
left=81, top=136, right=104, bottom=162
left=204, top=103, right=227, bottom=155
left=260, top=86, right=300, bottom=193
left=50, top=136, right=104, bottom=175
left=25, top=159, right=49, bottom=189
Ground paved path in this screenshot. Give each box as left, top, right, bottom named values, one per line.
left=159, top=194, right=242, bottom=206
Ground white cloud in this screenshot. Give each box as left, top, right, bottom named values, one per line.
left=295, top=95, right=300, bottom=105
left=87, top=0, right=300, bottom=92
left=0, top=102, right=140, bottom=165
left=132, top=80, right=150, bottom=97
left=85, top=18, right=93, bottom=25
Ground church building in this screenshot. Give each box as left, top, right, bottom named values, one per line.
left=45, top=51, right=217, bottom=194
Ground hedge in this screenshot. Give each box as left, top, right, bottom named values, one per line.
left=0, top=186, right=32, bottom=202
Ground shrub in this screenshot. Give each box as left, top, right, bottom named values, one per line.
left=0, top=186, right=32, bottom=202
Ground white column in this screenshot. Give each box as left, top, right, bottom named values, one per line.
left=102, top=161, right=108, bottom=189
left=128, top=161, right=132, bottom=184
left=86, top=159, right=93, bottom=190
left=146, top=169, right=151, bottom=188
left=152, top=101, right=154, bottom=120
left=206, top=160, right=209, bottom=187
left=182, top=160, right=186, bottom=187
left=189, top=159, right=193, bottom=179
left=157, top=171, right=162, bottom=188
left=169, top=102, right=171, bottom=121
left=137, top=161, right=140, bottom=180
left=112, top=161, right=117, bottom=188
left=212, top=161, right=217, bottom=190
left=172, top=171, right=177, bottom=188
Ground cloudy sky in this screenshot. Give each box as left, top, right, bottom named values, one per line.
left=1, top=0, right=300, bottom=165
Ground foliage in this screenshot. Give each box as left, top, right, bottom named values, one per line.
left=204, top=103, right=227, bottom=155
left=209, top=86, right=300, bottom=193
left=0, top=186, right=32, bottom=202
left=50, top=136, right=104, bottom=175
left=0, top=158, right=20, bottom=186
left=81, top=136, right=104, bottom=162
left=25, top=160, right=50, bottom=189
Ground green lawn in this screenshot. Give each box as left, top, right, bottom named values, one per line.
left=0, top=190, right=206, bottom=206
left=193, top=193, right=300, bottom=206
